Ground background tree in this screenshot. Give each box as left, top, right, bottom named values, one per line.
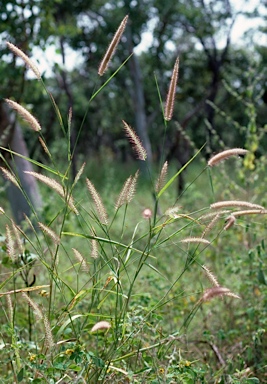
left=0, top=0, right=265, bottom=219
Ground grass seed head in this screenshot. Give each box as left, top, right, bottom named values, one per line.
left=115, top=175, right=133, bottom=210
left=91, top=320, right=111, bottom=332
left=98, top=15, right=128, bottom=76
left=91, top=228, right=99, bottom=259
left=73, top=162, right=86, bottom=186
left=208, top=148, right=248, bottom=167
left=43, top=313, right=54, bottom=349
left=6, top=224, right=16, bottom=262
left=180, top=237, right=210, bottom=245
left=38, top=222, right=61, bottom=245
left=6, top=41, right=41, bottom=80
left=210, top=200, right=265, bottom=211
left=5, top=99, right=41, bottom=132
left=24, top=171, right=78, bottom=214
left=72, top=248, right=89, bottom=272
left=39, top=137, right=51, bottom=157
left=86, top=178, right=108, bottom=225
left=122, top=120, right=147, bottom=161
left=231, top=209, right=267, bottom=217
left=201, top=213, right=220, bottom=237
left=6, top=295, right=13, bottom=322
left=22, top=292, right=43, bottom=320
left=201, top=286, right=241, bottom=302
left=164, top=57, right=179, bottom=121
left=155, top=161, right=168, bottom=193
left=202, top=265, right=220, bottom=287
left=1, top=167, right=20, bottom=188
left=224, top=215, right=236, bottom=230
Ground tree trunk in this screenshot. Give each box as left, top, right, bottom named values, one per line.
left=125, top=29, right=153, bottom=178
left=0, top=101, right=42, bottom=224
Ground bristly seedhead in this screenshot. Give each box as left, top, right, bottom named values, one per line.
left=11, top=220, right=24, bottom=255
left=98, top=15, right=128, bottom=76
left=180, top=237, right=210, bottom=245
left=208, top=148, right=248, bottom=167
left=224, top=215, right=236, bottom=230
left=155, top=161, right=168, bottom=193
left=164, top=57, right=179, bottom=121
left=38, top=222, right=61, bottom=245
left=72, top=248, right=89, bottom=272
left=115, top=175, right=133, bottom=210
left=22, top=292, right=43, bottom=320
left=24, top=171, right=78, bottom=215
left=122, top=120, right=147, bottom=161
left=6, top=224, right=16, bottom=262
left=127, top=170, right=139, bottom=203
left=201, top=286, right=241, bottom=302
left=6, top=41, right=41, bottom=80
left=210, top=200, right=265, bottom=211
left=39, top=137, right=51, bottom=157
left=43, top=313, right=54, bottom=349
left=73, top=162, right=86, bottom=187
left=5, top=99, right=41, bottom=132
left=91, top=320, right=111, bottom=332
left=86, top=178, right=108, bottom=225
left=0, top=167, right=20, bottom=188
left=202, top=265, right=220, bottom=287
left=6, top=295, right=13, bottom=323
left=114, top=170, right=140, bottom=210
left=201, top=213, right=220, bottom=238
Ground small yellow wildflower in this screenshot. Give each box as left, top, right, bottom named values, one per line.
left=39, top=290, right=49, bottom=297
left=65, top=349, right=74, bottom=356
left=29, top=353, right=37, bottom=362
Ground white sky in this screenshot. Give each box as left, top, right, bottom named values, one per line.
left=134, top=0, right=267, bottom=53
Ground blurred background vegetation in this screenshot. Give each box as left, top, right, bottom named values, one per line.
left=1, top=0, right=267, bottom=180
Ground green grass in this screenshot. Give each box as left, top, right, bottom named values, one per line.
left=1, top=41, right=267, bottom=384
left=1, top=154, right=266, bottom=383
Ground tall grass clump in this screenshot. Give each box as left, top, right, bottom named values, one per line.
left=0, top=27, right=266, bottom=383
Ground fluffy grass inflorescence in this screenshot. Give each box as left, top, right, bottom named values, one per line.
left=86, top=178, right=108, bottom=224
left=115, top=171, right=139, bottom=210
left=0, top=167, right=20, bottom=188
left=6, top=41, right=41, bottom=80
left=98, top=15, right=128, bottom=76
left=155, top=161, right=168, bottom=193
left=208, top=148, right=248, bottom=166
left=122, top=120, right=147, bottom=161
left=38, top=222, right=61, bottom=245
left=5, top=99, right=41, bottom=132
left=201, top=286, right=241, bottom=302
left=24, top=171, right=78, bottom=214
left=164, top=57, right=179, bottom=121
left=210, top=200, right=265, bottom=210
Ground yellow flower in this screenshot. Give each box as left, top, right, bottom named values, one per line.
left=29, top=353, right=37, bottom=362
left=65, top=349, right=74, bottom=356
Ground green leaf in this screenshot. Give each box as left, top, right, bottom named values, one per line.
left=17, top=368, right=24, bottom=382
left=0, top=146, right=67, bottom=179
left=258, top=269, right=267, bottom=285
left=68, top=364, right=82, bottom=371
